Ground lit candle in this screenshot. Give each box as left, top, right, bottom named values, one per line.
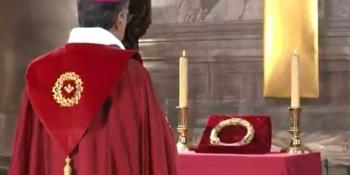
left=291, top=50, right=300, bottom=108
left=179, top=50, right=188, bottom=107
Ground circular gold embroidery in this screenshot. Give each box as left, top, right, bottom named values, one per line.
left=52, top=72, right=83, bottom=107
left=210, top=118, right=255, bottom=146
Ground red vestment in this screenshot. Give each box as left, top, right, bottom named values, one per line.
left=8, top=43, right=178, bottom=175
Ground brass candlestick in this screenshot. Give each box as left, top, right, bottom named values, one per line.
left=176, top=106, right=189, bottom=152
left=282, top=107, right=311, bottom=154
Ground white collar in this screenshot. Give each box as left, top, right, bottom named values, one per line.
left=67, top=27, right=125, bottom=50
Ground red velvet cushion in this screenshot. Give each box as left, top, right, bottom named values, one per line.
left=196, top=115, right=271, bottom=154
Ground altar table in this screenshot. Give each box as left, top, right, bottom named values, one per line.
left=178, top=152, right=322, bottom=175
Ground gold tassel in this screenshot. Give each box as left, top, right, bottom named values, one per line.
left=64, top=156, right=72, bottom=175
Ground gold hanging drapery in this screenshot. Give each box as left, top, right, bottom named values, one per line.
left=263, top=0, right=319, bottom=98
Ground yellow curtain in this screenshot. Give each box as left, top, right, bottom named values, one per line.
left=263, top=0, right=319, bottom=98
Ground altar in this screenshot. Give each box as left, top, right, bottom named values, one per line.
left=178, top=152, right=322, bottom=175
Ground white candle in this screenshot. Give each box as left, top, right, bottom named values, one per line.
left=291, top=50, right=300, bottom=108
left=179, top=50, right=188, bottom=107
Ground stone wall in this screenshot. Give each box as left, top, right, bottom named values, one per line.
left=0, top=0, right=349, bottom=173
left=0, top=0, right=77, bottom=157
left=140, top=0, right=350, bottom=169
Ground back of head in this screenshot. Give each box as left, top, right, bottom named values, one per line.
left=77, top=0, right=129, bottom=30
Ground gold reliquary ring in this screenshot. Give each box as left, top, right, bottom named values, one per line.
left=210, top=118, right=255, bottom=146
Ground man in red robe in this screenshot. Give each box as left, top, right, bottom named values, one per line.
left=8, top=0, right=178, bottom=174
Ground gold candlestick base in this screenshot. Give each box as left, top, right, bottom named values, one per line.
left=176, top=107, right=189, bottom=152
left=281, top=107, right=311, bottom=154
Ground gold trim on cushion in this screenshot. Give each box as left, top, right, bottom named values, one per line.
left=210, top=118, right=255, bottom=146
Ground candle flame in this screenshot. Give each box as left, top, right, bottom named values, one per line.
left=293, top=50, right=298, bottom=55
left=182, top=50, right=186, bottom=57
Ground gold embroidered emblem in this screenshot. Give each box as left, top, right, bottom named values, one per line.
left=52, top=72, right=84, bottom=107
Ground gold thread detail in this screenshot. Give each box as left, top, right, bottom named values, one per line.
left=52, top=72, right=83, bottom=107
left=210, top=118, right=255, bottom=146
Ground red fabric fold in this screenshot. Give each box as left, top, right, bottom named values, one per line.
left=26, top=43, right=136, bottom=155
left=9, top=44, right=177, bottom=175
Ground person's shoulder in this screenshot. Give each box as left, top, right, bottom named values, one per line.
left=123, top=56, right=152, bottom=85
left=127, top=58, right=148, bottom=76
left=27, top=46, right=66, bottom=69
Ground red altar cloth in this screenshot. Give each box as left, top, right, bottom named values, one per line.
left=178, top=152, right=322, bottom=175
